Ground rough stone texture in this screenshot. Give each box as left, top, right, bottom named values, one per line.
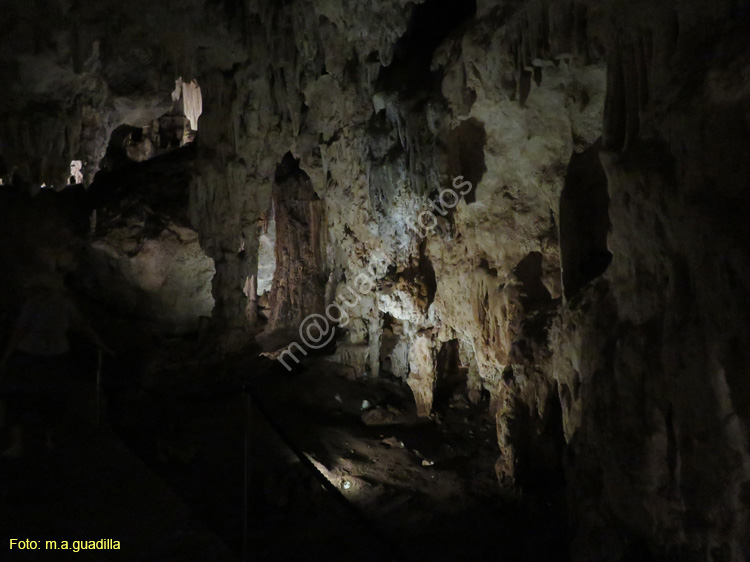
left=86, top=221, right=214, bottom=334
left=0, top=0, right=233, bottom=187
left=266, top=154, right=326, bottom=331
left=2, top=0, right=750, bottom=560
left=81, top=145, right=215, bottom=335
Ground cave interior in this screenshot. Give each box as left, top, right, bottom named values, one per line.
left=1, top=1, right=749, bottom=561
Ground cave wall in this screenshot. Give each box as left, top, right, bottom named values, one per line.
left=191, top=1, right=750, bottom=558
left=551, top=4, right=750, bottom=559
left=0, top=0, right=243, bottom=187
left=2, top=0, right=749, bottom=559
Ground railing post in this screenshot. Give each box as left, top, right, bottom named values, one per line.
left=95, top=347, right=103, bottom=428
left=242, top=382, right=252, bottom=562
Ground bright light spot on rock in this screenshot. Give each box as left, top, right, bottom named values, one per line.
left=304, top=453, right=369, bottom=502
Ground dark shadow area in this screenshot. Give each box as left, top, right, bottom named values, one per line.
left=433, top=339, right=462, bottom=411
left=514, top=251, right=552, bottom=311
left=245, top=358, right=572, bottom=562
left=89, top=143, right=195, bottom=223
left=376, top=0, right=477, bottom=96
left=559, top=139, right=612, bottom=298
left=100, top=111, right=193, bottom=174
left=444, top=117, right=486, bottom=204
left=379, top=313, right=398, bottom=376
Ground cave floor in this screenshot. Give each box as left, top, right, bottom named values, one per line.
left=0, top=377, right=235, bottom=561
left=0, top=344, right=570, bottom=561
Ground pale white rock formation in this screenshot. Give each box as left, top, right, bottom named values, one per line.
left=69, top=160, right=83, bottom=184
left=172, top=78, right=184, bottom=104
left=181, top=79, right=203, bottom=132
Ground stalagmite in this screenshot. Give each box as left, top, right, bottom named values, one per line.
left=181, top=79, right=203, bottom=132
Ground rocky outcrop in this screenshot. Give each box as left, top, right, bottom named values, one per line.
left=82, top=145, right=215, bottom=335
left=85, top=221, right=214, bottom=334
left=217, top=2, right=747, bottom=559
left=266, top=153, right=326, bottom=331
left=2, top=0, right=749, bottom=560
left=0, top=0, right=223, bottom=187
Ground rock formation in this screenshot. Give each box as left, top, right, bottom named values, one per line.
left=1, top=0, right=749, bottom=560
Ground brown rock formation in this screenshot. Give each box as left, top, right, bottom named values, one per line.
left=266, top=153, right=326, bottom=331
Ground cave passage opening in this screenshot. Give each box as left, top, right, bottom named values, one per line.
left=559, top=139, right=612, bottom=298
left=444, top=117, right=487, bottom=205
left=376, top=0, right=477, bottom=95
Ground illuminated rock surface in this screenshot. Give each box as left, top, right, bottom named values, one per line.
left=1, top=1, right=749, bottom=560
